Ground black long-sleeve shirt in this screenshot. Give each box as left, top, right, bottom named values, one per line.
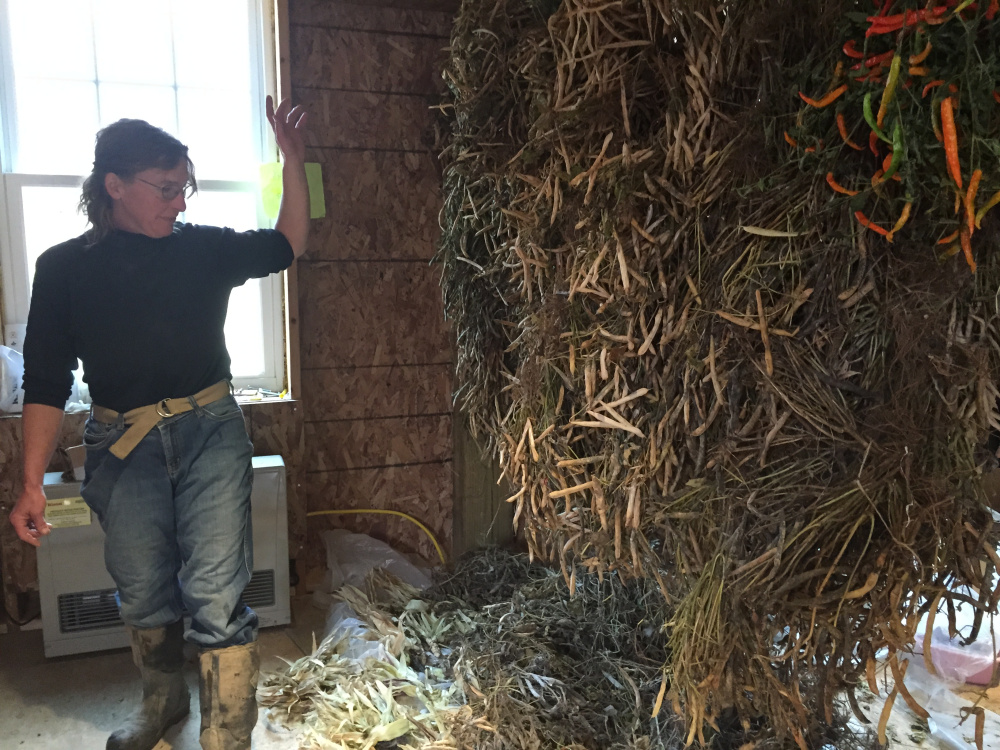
left=22, top=223, right=293, bottom=413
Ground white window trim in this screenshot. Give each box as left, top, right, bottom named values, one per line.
left=1, top=174, right=84, bottom=330
left=0, top=0, right=289, bottom=395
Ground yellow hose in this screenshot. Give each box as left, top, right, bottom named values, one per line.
left=306, top=508, right=447, bottom=565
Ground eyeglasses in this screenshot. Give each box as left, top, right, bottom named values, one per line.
left=134, top=177, right=195, bottom=201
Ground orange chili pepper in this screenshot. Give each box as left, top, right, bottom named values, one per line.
left=837, top=113, right=863, bottom=150
left=888, top=201, right=912, bottom=241
left=941, top=97, right=962, bottom=190
left=869, top=130, right=880, bottom=155
left=989, top=0, right=999, bottom=20
left=966, top=169, right=982, bottom=236
left=922, top=80, right=945, bottom=97
left=784, top=131, right=798, bottom=148
left=799, top=84, right=849, bottom=108
left=882, top=152, right=894, bottom=173
left=872, top=169, right=885, bottom=187
left=993, top=91, right=1000, bottom=105
left=855, top=210, right=892, bottom=239
left=805, top=146, right=817, bottom=153
left=826, top=172, right=859, bottom=196
left=937, top=229, right=960, bottom=245
left=909, top=41, right=932, bottom=65
left=908, top=66, right=929, bottom=76
left=948, top=83, right=958, bottom=94
left=960, top=226, right=976, bottom=273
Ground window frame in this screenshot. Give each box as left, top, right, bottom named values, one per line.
left=0, top=0, right=289, bottom=395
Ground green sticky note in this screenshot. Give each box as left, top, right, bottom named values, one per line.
left=259, top=162, right=282, bottom=219
left=306, top=162, right=326, bottom=219
left=258, top=162, right=326, bottom=220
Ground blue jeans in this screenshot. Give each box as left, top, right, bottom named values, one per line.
left=80, top=394, right=258, bottom=648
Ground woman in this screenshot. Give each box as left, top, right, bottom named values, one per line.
left=8, top=96, right=308, bottom=750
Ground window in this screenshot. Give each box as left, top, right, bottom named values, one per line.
left=0, top=0, right=285, bottom=393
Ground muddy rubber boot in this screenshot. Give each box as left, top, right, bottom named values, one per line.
left=198, top=641, right=260, bottom=750
left=107, top=620, right=191, bottom=750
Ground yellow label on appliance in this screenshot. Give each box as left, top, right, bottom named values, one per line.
left=45, top=496, right=91, bottom=528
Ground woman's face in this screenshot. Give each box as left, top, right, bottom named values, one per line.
left=105, top=162, right=190, bottom=238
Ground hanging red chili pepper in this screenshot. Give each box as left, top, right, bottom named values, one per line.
left=888, top=201, right=913, bottom=241
left=843, top=40, right=865, bottom=59
left=837, top=113, right=863, bottom=151
left=865, top=51, right=896, bottom=69
left=965, top=169, right=982, bottom=235
left=937, top=229, right=960, bottom=245
left=855, top=210, right=892, bottom=238
left=799, top=84, right=849, bottom=108
left=909, top=41, right=932, bottom=65
left=960, top=226, right=976, bottom=273
left=940, top=97, right=963, bottom=190
left=827, top=173, right=860, bottom=196
left=922, top=80, right=945, bottom=97
left=866, top=6, right=949, bottom=35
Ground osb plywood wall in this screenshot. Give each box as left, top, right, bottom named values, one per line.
left=0, top=404, right=303, bottom=622
left=289, top=0, right=458, bottom=565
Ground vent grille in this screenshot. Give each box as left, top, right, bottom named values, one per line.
left=58, top=589, right=121, bottom=633
left=243, top=569, right=276, bottom=609
left=57, top=570, right=277, bottom=633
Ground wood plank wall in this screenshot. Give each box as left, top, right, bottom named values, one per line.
left=289, top=0, right=457, bottom=566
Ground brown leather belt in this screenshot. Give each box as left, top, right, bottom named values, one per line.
left=91, top=380, right=233, bottom=459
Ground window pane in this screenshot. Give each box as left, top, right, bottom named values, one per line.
left=14, top=80, right=99, bottom=174
left=93, top=0, right=175, bottom=85
left=173, top=0, right=251, bottom=89
left=182, top=189, right=267, bottom=378
left=183, top=188, right=257, bottom=230
left=99, top=83, right=178, bottom=134
left=178, top=89, right=255, bottom=179
left=21, top=185, right=89, bottom=290
left=8, top=0, right=95, bottom=80
left=226, top=281, right=266, bottom=377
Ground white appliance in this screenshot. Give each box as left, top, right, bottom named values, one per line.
left=36, top=455, right=291, bottom=657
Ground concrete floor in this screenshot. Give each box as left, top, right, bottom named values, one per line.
left=0, top=596, right=329, bottom=750
left=7, top=593, right=1000, bottom=750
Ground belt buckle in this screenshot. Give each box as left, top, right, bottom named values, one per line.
left=156, top=399, right=174, bottom=418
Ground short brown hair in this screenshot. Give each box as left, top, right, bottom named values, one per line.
left=80, top=119, right=197, bottom=242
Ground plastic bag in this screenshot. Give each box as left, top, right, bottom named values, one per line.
left=0, top=345, right=25, bottom=413
left=910, top=585, right=1000, bottom=685
left=897, top=657, right=983, bottom=750
left=65, top=366, right=92, bottom=413
left=320, top=529, right=433, bottom=591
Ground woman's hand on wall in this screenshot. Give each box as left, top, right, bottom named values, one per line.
left=266, top=95, right=308, bottom=166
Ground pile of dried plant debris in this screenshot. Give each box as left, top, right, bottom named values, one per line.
left=434, top=0, right=1000, bottom=746
left=260, top=550, right=877, bottom=749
